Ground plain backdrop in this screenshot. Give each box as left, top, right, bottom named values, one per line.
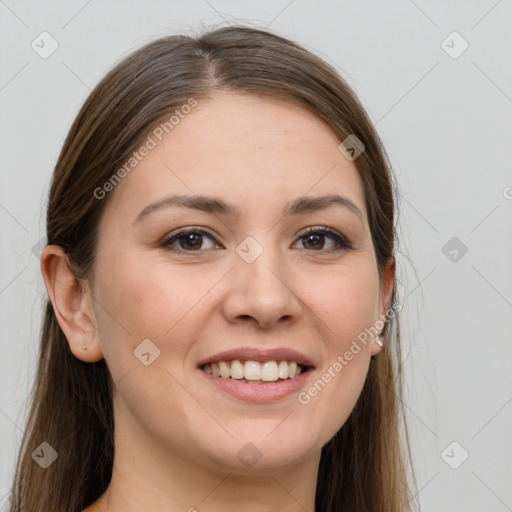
left=1, top=1, right=511, bottom=511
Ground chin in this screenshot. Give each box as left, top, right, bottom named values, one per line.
left=195, top=429, right=317, bottom=472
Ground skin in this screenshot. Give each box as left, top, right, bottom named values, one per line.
left=41, top=92, right=394, bottom=512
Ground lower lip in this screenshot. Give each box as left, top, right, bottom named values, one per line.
left=199, top=368, right=314, bottom=403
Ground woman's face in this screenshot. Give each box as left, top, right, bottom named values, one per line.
left=86, top=92, right=393, bottom=472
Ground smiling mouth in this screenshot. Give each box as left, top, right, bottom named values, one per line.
left=200, top=359, right=309, bottom=383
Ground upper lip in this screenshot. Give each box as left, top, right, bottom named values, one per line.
left=197, top=347, right=316, bottom=368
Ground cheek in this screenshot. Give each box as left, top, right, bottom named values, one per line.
left=92, top=253, right=216, bottom=369
left=90, top=254, right=215, bottom=438
left=309, top=258, right=380, bottom=346
left=297, top=260, right=379, bottom=437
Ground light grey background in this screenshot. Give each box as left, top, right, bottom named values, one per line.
left=1, top=1, right=511, bottom=511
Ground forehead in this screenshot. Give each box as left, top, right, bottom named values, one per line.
left=101, top=92, right=367, bottom=225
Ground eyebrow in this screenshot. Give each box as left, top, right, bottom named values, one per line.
left=133, top=193, right=364, bottom=225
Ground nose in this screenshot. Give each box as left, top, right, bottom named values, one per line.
left=221, top=242, right=302, bottom=330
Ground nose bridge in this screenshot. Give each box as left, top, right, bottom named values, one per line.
left=223, top=234, right=300, bottom=328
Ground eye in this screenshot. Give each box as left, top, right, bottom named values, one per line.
left=292, top=227, right=353, bottom=252
left=161, top=226, right=352, bottom=254
left=161, top=229, right=220, bottom=252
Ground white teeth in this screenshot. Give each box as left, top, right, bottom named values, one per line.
left=230, top=360, right=244, bottom=379
left=244, top=361, right=261, bottom=380
left=210, top=362, right=221, bottom=377
left=201, top=359, right=305, bottom=381
left=261, top=361, right=279, bottom=381
left=219, top=360, right=231, bottom=378
left=278, top=360, right=289, bottom=379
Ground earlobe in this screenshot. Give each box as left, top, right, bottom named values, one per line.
left=40, top=245, right=104, bottom=363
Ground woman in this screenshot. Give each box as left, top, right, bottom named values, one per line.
left=10, top=25, right=417, bottom=512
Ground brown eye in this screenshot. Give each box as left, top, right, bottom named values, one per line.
left=302, top=232, right=325, bottom=250
left=294, top=227, right=352, bottom=252
left=162, top=230, right=218, bottom=252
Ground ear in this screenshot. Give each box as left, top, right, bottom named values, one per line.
left=40, top=244, right=104, bottom=362
left=371, top=256, right=395, bottom=356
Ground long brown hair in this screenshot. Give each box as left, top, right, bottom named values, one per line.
left=10, top=24, right=418, bottom=512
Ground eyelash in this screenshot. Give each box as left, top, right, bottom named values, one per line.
left=161, top=226, right=353, bottom=254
